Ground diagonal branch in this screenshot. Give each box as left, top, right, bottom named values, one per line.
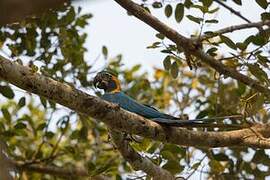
left=2, top=142, right=100, bottom=179
left=0, top=141, right=13, bottom=180
left=109, top=130, right=174, bottom=179
left=15, top=161, right=89, bottom=177
left=201, top=20, right=270, bottom=40
left=0, top=0, right=68, bottom=26
left=14, top=161, right=109, bottom=180
left=1, top=56, right=270, bottom=149
left=213, top=0, right=251, bottom=23
left=113, top=0, right=270, bottom=98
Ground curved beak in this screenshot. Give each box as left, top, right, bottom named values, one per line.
left=93, top=71, right=111, bottom=90
left=93, top=77, right=108, bottom=89
left=93, top=78, right=99, bottom=88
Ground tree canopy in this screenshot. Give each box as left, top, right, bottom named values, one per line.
left=0, top=0, right=270, bottom=179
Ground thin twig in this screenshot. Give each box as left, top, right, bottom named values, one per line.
left=213, top=0, right=251, bottom=23
left=109, top=130, right=175, bottom=180
left=186, top=155, right=207, bottom=180
left=201, top=20, right=270, bottom=40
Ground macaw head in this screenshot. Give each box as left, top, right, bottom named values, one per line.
left=93, top=71, right=121, bottom=93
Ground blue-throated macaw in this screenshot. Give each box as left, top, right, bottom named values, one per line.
left=93, top=71, right=242, bottom=127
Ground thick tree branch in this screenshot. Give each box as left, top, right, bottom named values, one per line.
left=14, top=161, right=109, bottom=180
left=0, top=0, right=68, bottom=26
left=15, top=162, right=88, bottom=177
left=0, top=141, right=13, bottom=180
left=113, top=0, right=270, bottom=97
left=1, top=56, right=270, bottom=149
left=201, top=20, right=270, bottom=40
left=1, top=143, right=95, bottom=179
left=109, top=130, right=174, bottom=180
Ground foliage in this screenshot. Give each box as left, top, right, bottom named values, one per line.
left=0, top=0, right=270, bottom=179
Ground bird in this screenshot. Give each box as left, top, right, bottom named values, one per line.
left=93, top=71, right=243, bottom=127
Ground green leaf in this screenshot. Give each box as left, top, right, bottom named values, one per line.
left=232, top=0, right=242, bottom=5
left=102, top=46, right=108, bottom=59
left=160, top=151, right=174, bottom=161
left=202, top=0, right=213, bottom=7
left=18, top=97, right=26, bottom=108
left=192, top=162, right=201, bottom=169
left=131, top=64, right=141, bottom=72
left=60, top=6, right=76, bottom=25
left=253, top=94, right=265, bottom=115
left=205, top=19, right=218, bottom=24
left=156, top=33, right=165, bottom=40
left=1, top=108, right=11, bottom=122
left=162, top=144, right=185, bottom=155
left=196, top=109, right=209, bottom=118
left=70, top=130, right=80, bottom=139
left=255, top=0, right=268, bottom=9
left=252, top=34, right=267, bottom=46
left=0, top=85, right=15, bottom=99
left=209, top=160, right=225, bottom=173
left=163, top=160, right=184, bottom=174
left=163, top=56, right=171, bottom=71
left=184, top=0, right=193, bottom=8
left=2, top=130, right=16, bottom=137
left=261, top=12, right=270, bottom=21
left=147, top=142, right=160, bottom=154
left=186, top=15, right=203, bottom=24
left=208, top=7, right=219, bottom=14
left=207, top=47, right=218, bottom=56
left=142, top=6, right=151, bottom=14
left=213, top=153, right=229, bottom=161
left=30, top=64, right=39, bottom=73
left=257, top=55, right=270, bottom=68
left=92, top=160, right=113, bottom=176
left=133, top=138, right=151, bottom=151
left=165, top=4, right=173, bottom=18
left=45, top=131, right=55, bottom=139
left=252, top=150, right=270, bottom=166
left=220, top=35, right=236, bottom=49
left=236, top=82, right=246, bottom=96
left=75, top=14, right=93, bottom=27
left=248, top=64, right=269, bottom=83
left=175, top=3, right=184, bottom=23
left=40, top=96, right=47, bottom=108
left=170, top=61, right=179, bottom=78
left=244, top=35, right=254, bottom=46
left=79, top=126, right=88, bottom=141
left=147, top=42, right=160, bottom=49
left=64, top=145, right=76, bottom=154
left=152, top=2, right=162, bottom=8
left=87, top=161, right=96, bottom=172
left=236, top=42, right=247, bottom=51
left=37, top=123, right=47, bottom=131
left=190, top=4, right=208, bottom=13
left=14, top=122, right=27, bottom=129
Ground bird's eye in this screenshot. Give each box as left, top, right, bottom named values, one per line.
left=105, top=74, right=112, bottom=79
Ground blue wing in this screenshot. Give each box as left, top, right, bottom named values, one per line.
left=101, top=92, right=177, bottom=120
left=100, top=92, right=242, bottom=127
left=101, top=92, right=210, bottom=126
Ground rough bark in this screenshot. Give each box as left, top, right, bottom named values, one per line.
left=110, top=130, right=174, bottom=180
left=14, top=161, right=109, bottom=179
left=15, top=162, right=88, bottom=177
left=0, top=141, right=13, bottom=180
left=113, top=0, right=270, bottom=97
left=1, top=56, right=270, bottom=149
left=0, top=0, right=68, bottom=26
left=200, top=20, right=270, bottom=40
